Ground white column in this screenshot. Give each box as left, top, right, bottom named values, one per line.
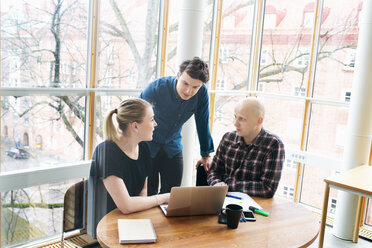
left=176, top=0, right=205, bottom=186
left=333, top=0, right=372, bottom=240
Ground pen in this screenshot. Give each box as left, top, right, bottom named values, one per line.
left=226, top=194, right=242, bottom=200
left=249, top=206, right=269, bottom=217
left=240, top=212, right=247, bottom=222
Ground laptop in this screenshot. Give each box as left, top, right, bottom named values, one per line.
left=159, top=185, right=228, bottom=217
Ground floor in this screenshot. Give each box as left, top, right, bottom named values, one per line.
left=309, top=225, right=372, bottom=248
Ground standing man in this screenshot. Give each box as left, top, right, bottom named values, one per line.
left=140, top=57, right=214, bottom=195
left=207, top=98, right=285, bottom=198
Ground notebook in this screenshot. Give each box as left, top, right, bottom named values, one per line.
left=223, top=191, right=263, bottom=210
left=159, top=185, right=228, bottom=217
left=117, top=219, right=157, bottom=244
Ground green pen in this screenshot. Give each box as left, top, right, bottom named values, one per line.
left=249, top=206, right=270, bottom=217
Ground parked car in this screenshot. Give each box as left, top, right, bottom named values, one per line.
left=5, top=148, right=30, bottom=159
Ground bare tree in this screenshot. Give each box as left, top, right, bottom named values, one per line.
left=2, top=0, right=87, bottom=148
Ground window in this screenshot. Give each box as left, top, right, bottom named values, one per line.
left=128, top=70, right=136, bottom=84
left=53, top=120, right=60, bottom=132
left=302, top=2, right=330, bottom=28
left=303, top=12, right=314, bottom=28
left=257, top=82, right=265, bottom=92
left=286, top=117, right=301, bottom=140
left=214, top=0, right=254, bottom=92
left=61, top=63, right=70, bottom=75
left=104, top=68, right=113, bottom=87
left=23, top=132, right=29, bottom=147
left=356, top=2, right=363, bottom=27
left=295, top=49, right=310, bottom=68
left=1, top=0, right=89, bottom=246
left=264, top=13, right=277, bottom=29
left=285, top=159, right=297, bottom=170
left=223, top=15, right=236, bottom=29
left=97, top=0, right=160, bottom=89
left=106, top=45, right=114, bottom=65
left=344, top=90, right=351, bottom=102
left=330, top=198, right=337, bottom=214
left=283, top=186, right=295, bottom=199
left=264, top=5, right=286, bottom=29
left=2, top=1, right=371, bottom=247
left=104, top=96, right=112, bottom=110
left=344, top=50, right=356, bottom=70
left=3, top=125, right=9, bottom=136
left=216, top=79, right=225, bottom=91
left=9, top=55, right=21, bottom=87
left=219, top=47, right=229, bottom=64
left=260, top=49, right=269, bottom=66
left=215, top=109, right=223, bottom=119
left=71, top=62, right=77, bottom=75
left=335, top=125, right=347, bottom=147
left=24, top=116, right=29, bottom=126
left=294, top=86, right=306, bottom=97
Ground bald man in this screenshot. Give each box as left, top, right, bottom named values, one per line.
left=207, top=98, right=285, bottom=198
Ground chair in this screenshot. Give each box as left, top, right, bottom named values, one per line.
left=61, top=180, right=85, bottom=248
left=87, top=159, right=109, bottom=239
left=61, top=180, right=100, bottom=248
left=196, top=165, right=209, bottom=186
left=63, top=180, right=85, bottom=232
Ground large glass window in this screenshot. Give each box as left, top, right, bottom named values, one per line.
left=298, top=1, right=360, bottom=212
left=1, top=95, right=86, bottom=172
left=216, top=0, right=255, bottom=91
left=211, top=95, right=245, bottom=145
left=301, top=164, right=336, bottom=209
left=1, top=179, right=83, bottom=247
left=256, top=0, right=316, bottom=203
left=1, top=1, right=88, bottom=246
left=258, top=0, right=314, bottom=96
left=259, top=98, right=305, bottom=200
left=97, top=0, right=160, bottom=89
left=211, top=0, right=256, bottom=144
left=306, top=104, right=348, bottom=157
left=258, top=98, right=304, bottom=148
left=313, top=0, right=360, bottom=101
left=1, top=0, right=88, bottom=88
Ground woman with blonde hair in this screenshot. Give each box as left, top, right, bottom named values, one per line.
left=89, top=98, right=169, bottom=226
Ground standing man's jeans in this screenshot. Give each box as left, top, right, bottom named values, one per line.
left=147, top=149, right=183, bottom=196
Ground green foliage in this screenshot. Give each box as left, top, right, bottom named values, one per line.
left=1, top=208, right=45, bottom=247
left=1, top=202, right=64, bottom=209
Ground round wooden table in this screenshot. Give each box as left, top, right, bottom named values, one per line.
left=97, top=196, right=319, bottom=247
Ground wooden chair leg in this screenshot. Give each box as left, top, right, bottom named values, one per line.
left=318, top=182, right=330, bottom=248
left=352, top=196, right=363, bottom=243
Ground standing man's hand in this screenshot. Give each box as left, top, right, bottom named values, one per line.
left=195, top=155, right=212, bottom=172
left=213, top=182, right=227, bottom=187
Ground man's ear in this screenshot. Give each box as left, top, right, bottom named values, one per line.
left=257, top=116, right=264, bottom=125
left=177, top=72, right=180, bottom=80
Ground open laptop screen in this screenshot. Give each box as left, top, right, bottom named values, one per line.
left=160, top=185, right=228, bottom=217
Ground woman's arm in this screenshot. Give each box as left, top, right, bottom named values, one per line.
left=103, top=175, right=169, bottom=214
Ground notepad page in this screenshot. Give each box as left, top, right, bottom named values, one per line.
left=223, top=192, right=262, bottom=210
left=118, top=219, right=157, bottom=244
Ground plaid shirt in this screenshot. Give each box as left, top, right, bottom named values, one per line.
left=207, top=129, right=285, bottom=198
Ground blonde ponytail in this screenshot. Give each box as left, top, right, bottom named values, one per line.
left=103, top=98, right=152, bottom=141
left=104, top=109, right=118, bottom=141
